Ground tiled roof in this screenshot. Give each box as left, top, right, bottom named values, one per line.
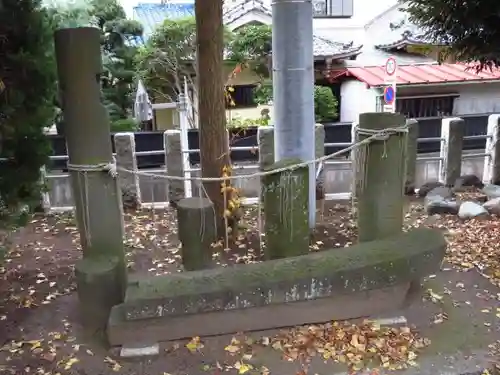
left=313, top=37, right=362, bottom=60
left=374, top=31, right=435, bottom=51
left=328, top=63, right=500, bottom=87
left=132, top=2, right=362, bottom=60
left=224, top=0, right=271, bottom=25
left=374, top=16, right=437, bottom=51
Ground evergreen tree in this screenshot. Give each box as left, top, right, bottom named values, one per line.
left=405, top=0, right=500, bottom=70
left=0, top=0, right=57, bottom=223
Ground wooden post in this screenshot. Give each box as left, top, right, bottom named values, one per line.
left=404, top=119, right=419, bottom=195
left=439, top=117, right=464, bottom=186
left=357, top=113, right=407, bottom=242
left=176, top=197, right=216, bottom=270
left=263, top=158, right=309, bottom=259
left=54, top=27, right=126, bottom=333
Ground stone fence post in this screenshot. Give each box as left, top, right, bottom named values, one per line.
left=404, top=119, right=419, bottom=195
left=164, top=130, right=185, bottom=206
left=483, top=114, right=500, bottom=184
left=114, top=132, right=141, bottom=208
left=439, top=117, right=464, bottom=186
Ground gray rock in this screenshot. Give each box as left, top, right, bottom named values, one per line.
left=483, top=197, right=500, bottom=215
left=427, top=186, right=453, bottom=199
left=453, top=174, right=484, bottom=191
left=418, top=181, right=445, bottom=198
left=424, top=195, right=460, bottom=215
left=481, top=184, right=500, bottom=200
left=458, top=201, right=489, bottom=219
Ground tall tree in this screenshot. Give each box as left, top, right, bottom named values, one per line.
left=0, top=0, right=56, bottom=224
left=404, top=0, right=500, bottom=70
left=195, top=0, right=230, bottom=233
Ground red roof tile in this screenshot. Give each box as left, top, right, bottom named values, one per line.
left=335, top=63, right=500, bottom=87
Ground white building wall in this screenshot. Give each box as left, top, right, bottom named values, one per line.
left=452, top=83, right=500, bottom=115
left=339, top=81, right=500, bottom=122
left=339, top=80, right=379, bottom=122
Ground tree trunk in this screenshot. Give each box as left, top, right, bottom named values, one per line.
left=195, top=0, right=230, bottom=236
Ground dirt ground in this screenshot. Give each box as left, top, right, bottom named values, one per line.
left=0, top=197, right=500, bottom=374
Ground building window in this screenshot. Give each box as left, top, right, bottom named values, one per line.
left=396, top=95, right=456, bottom=118
left=226, top=85, right=257, bottom=109
left=313, top=0, right=353, bottom=17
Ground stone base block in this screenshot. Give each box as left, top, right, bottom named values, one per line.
left=108, top=283, right=411, bottom=346
left=106, top=228, right=446, bottom=346
left=75, top=256, right=124, bottom=334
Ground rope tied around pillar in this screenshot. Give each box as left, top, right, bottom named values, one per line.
left=66, top=162, right=118, bottom=247
left=356, top=125, right=409, bottom=158
left=353, top=125, right=409, bottom=204
left=67, top=162, right=118, bottom=178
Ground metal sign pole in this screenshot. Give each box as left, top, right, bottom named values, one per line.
left=383, top=56, right=397, bottom=113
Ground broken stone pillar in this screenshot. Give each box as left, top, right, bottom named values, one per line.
left=176, top=197, right=216, bottom=270
left=356, top=112, right=407, bottom=242
left=164, top=130, right=185, bottom=206
left=114, top=132, right=141, bottom=209
left=439, top=117, right=464, bottom=186
left=258, top=126, right=275, bottom=202
left=404, top=119, right=419, bottom=195
left=54, top=27, right=126, bottom=333
left=483, top=114, right=500, bottom=184
left=263, top=158, right=309, bottom=259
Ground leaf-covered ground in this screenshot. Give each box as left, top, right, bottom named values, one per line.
left=0, top=199, right=499, bottom=375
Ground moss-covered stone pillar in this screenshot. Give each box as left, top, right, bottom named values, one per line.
left=258, top=126, right=275, bottom=203
left=176, top=197, right=216, bottom=270
left=404, top=119, right=419, bottom=195
left=263, top=158, right=309, bottom=259
left=54, top=27, right=126, bottom=333
left=315, top=124, right=326, bottom=200
left=357, top=113, right=407, bottom=242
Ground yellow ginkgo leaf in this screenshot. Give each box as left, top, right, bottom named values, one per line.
left=234, top=361, right=253, bottom=374
left=63, top=357, right=79, bottom=370
left=186, top=336, right=204, bottom=352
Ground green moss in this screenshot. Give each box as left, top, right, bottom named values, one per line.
left=263, top=158, right=309, bottom=259
left=125, top=228, right=446, bottom=302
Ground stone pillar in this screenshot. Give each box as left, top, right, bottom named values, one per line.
left=350, top=122, right=361, bottom=205
left=164, top=130, right=185, bottom=206
left=54, top=27, right=126, bottom=333
left=357, top=113, right=407, bottom=242
left=114, top=132, right=141, bottom=209
left=39, top=166, right=51, bottom=212
left=315, top=124, right=326, bottom=200
left=176, top=197, right=216, bottom=270
left=263, top=158, right=309, bottom=259
left=483, top=114, right=500, bottom=184
left=404, top=119, right=419, bottom=195
left=258, top=126, right=275, bottom=201
left=439, top=117, right=464, bottom=186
